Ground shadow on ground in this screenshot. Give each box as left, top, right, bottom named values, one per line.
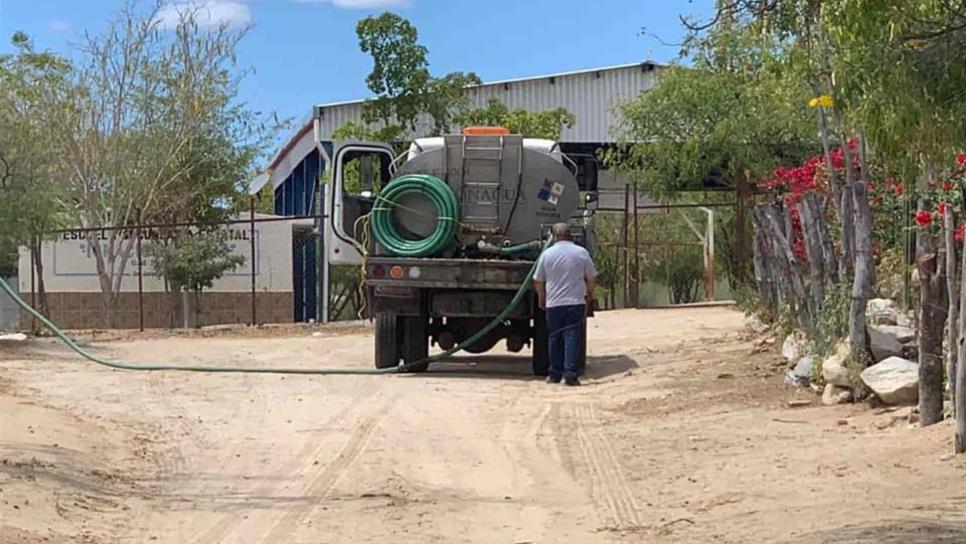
left=787, top=520, right=966, bottom=544
left=414, top=353, right=638, bottom=381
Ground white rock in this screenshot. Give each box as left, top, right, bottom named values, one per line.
left=874, top=325, right=916, bottom=343
left=743, top=315, right=767, bottom=333
left=866, top=298, right=899, bottom=326
left=782, top=334, right=807, bottom=363
left=822, top=353, right=851, bottom=387
left=0, top=333, right=27, bottom=342
left=311, top=331, right=324, bottom=338
left=868, top=324, right=905, bottom=362
left=860, top=356, right=919, bottom=405
left=822, top=383, right=853, bottom=405
left=785, top=356, right=815, bottom=387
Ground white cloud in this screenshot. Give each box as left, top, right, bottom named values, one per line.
left=48, top=20, right=71, bottom=32
left=156, top=1, right=252, bottom=30
left=294, top=0, right=410, bottom=8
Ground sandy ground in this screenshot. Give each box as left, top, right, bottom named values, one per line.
left=3, top=306, right=966, bottom=544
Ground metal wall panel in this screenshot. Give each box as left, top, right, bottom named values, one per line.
left=314, top=63, right=662, bottom=143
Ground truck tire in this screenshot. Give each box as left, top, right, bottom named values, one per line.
left=374, top=312, right=399, bottom=369
left=531, top=309, right=550, bottom=376
left=400, top=315, right=429, bottom=373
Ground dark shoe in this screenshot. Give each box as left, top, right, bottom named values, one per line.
left=564, top=378, right=581, bottom=387
left=546, top=376, right=562, bottom=384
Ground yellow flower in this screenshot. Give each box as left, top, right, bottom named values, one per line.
left=808, top=95, right=834, bottom=108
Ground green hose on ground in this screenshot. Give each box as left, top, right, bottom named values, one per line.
left=0, top=238, right=549, bottom=375
left=372, top=174, right=459, bottom=257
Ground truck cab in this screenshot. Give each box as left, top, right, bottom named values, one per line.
left=326, top=130, right=597, bottom=374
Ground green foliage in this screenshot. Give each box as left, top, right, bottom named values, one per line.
left=355, top=12, right=480, bottom=139
left=145, top=230, right=245, bottom=293
left=809, top=282, right=851, bottom=359
left=458, top=98, right=576, bottom=140
left=606, top=22, right=819, bottom=198
left=0, top=32, right=72, bottom=260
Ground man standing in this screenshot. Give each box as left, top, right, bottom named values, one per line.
left=533, top=223, right=597, bottom=386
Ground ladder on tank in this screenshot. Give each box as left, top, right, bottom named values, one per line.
left=451, top=135, right=524, bottom=233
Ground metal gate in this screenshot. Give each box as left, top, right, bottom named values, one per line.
left=292, top=228, right=320, bottom=322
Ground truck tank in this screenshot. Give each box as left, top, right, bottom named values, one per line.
left=389, top=134, right=580, bottom=251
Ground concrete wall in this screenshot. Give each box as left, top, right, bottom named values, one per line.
left=16, top=215, right=305, bottom=329
left=20, top=291, right=292, bottom=330
left=0, top=277, right=17, bottom=331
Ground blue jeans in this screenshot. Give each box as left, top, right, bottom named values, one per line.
left=546, top=304, right=585, bottom=381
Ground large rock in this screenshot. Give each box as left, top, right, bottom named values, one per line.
left=822, top=352, right=851, bottom=387
left=860, top=356, right=919, bottom=405
left=866, top=298, right=899, bottom=326
left=782, top=334, right=807, bottom=364
left=868, top=324, right=905, bottom=362
left=785, top=356, right=815, bottom=387
left=874, top=325, right=916, bottom=343
left=822, top=383, right=853, bottom=405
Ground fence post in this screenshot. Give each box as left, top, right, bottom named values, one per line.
left=632, top=187, right=640, bottom=308
left=250, top=196, right=257, bottom=326
left=29, top=245, right=36, bottom=333
left=703, top=207, right=716, bottom=301
left=622, top=184, right=630, bottom=308
left=136, top=215, right=144, bottom=332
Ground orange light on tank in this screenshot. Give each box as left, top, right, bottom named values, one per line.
left=389, top=265, right=405, bottom=279
left=462, top=126, right=510, bottom=136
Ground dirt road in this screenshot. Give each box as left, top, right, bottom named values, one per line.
left=3, top=307, right=966, bottom=543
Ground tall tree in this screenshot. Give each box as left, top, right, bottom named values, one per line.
left=355, top=12, right=480, bottom=141
left=0, top=32, right=72, bottom=315
left=56, top=4, right=273, bottom=326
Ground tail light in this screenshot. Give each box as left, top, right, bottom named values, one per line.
left=371, top=265, right=386, bottom=278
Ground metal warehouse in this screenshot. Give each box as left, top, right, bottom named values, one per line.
left=259, top=61, right=664, bottom=323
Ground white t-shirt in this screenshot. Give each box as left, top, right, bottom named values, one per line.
left=533, top=241, right=597, bottom=308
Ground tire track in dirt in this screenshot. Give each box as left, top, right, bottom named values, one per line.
left=569, top=402, right=643, bottom=530
left=191, top=382, right=381, bottom=544
left=257, top=392, right=397, bottom=544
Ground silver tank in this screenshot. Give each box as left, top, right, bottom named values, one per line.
left=391, top=134, right=579, bottom=248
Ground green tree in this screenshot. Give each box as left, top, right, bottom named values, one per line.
left=145, top=229, right=245, bottom=327
left=56, top=4, right=276, bottom=326
left=458, top=98, right=576, bottom=140
left=0, top=32, right=72, bottom=315
left=354, top=12, right=480, bottom=140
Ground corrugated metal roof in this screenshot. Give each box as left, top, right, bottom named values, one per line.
left=313, top=62, right=663, bottom=143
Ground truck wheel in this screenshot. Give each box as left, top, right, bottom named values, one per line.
left=531, top=309, right=550, bottom=376
left=400, top=315, right=429, bottom=373
left=374, top=312, right=399, bottom=369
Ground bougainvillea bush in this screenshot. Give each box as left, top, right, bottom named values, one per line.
left=760, top=146, right=966, bottom=265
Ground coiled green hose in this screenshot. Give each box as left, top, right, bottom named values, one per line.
left=372, top=174, right=459, bottom=257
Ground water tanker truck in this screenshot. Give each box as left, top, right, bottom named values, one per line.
left=325, top=127, right=598, bottom=374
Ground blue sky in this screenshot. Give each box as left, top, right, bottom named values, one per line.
left=0, top=0, right=714, bottom=124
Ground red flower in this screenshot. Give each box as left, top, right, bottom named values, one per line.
left=928, top=182, right=937, bottom=190
left=957, top=154, right=966, bottom=168
left=944, top=182, right=954, bottom=192
left=895, top=184, right=904, bottom=196
left=957, top=224, right=966, bottom=242
left=915, top=210, right=933, bottom=227
left=938, top=202, right=948, bottom=218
